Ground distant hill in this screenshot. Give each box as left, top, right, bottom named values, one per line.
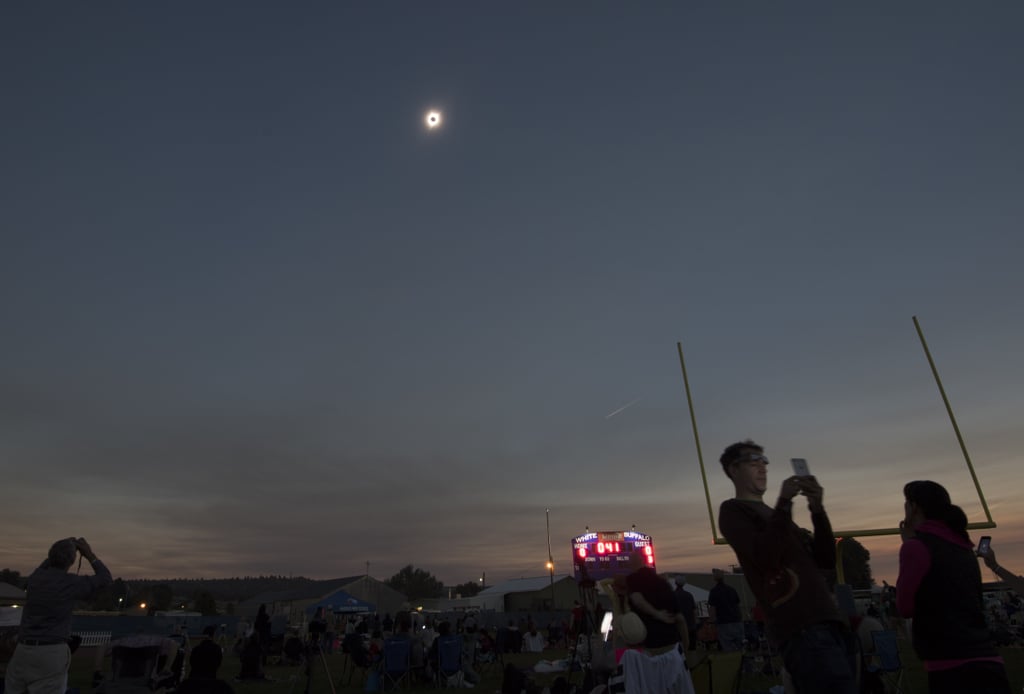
left=124, top=576, right=342, bottom=603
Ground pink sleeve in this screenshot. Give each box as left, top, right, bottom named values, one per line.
left=896, top=538, right=931, bottom=618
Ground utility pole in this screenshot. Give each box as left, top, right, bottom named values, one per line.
left=546, top=508, right=555, bottom=608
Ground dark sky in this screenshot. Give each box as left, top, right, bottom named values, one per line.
left=3, top=2, right=1023, bottom=586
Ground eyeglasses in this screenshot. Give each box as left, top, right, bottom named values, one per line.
left=735, top=453, right=769, bottom=467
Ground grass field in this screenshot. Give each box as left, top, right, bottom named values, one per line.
left=60, top=639, right=1024, bottom=694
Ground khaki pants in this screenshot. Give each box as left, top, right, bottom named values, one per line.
left=3, top=643, right=71, bottom=694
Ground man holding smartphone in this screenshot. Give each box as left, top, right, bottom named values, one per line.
left=4, top=538, right=112, bottom=694
left=717, top=440, right=856, bottom=694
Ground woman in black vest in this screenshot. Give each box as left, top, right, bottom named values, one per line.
left=896, top=480, right=1010, bottom=693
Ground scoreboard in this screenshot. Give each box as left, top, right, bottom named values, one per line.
left=570, top=529, right=656, bottom=582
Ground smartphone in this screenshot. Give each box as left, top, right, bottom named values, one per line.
left=978, top=536, right=992, bottom=556
left=790, top=458, right=811, bottom=477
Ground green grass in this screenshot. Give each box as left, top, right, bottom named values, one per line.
left=66, top=640, right=1024, bottom=694
left=69, top=647, right=571, bottom=694
left=726, top=639, right=1024, bottom=694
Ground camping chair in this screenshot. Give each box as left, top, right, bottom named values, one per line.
left=341, top=633, right=372, bottom=686
left=280, top=636, right=305, bottom=666
left=111, top=645, right=160, bottom=680
left=95, top=645, right=161, bottom=694
left=619, top=647, right=695, bottom=694
left=434, top=634, right=463, bottom=688
left=867, top=629, right=907, bottom=694
left=496, top=627, right=511, bottom=659
left=382, top=637, right=412, bottom=690
left=474, top=629, right=502, bottom=677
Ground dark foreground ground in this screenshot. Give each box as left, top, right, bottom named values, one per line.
left=57, top=639, right=1024, bottom=694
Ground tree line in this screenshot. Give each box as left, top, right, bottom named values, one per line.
left=3, top=544, right=874, bottom=613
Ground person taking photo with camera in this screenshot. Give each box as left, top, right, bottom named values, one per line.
left=4, top=537, right=112, bottom=694
left=978, top=539, right=1024, bottom=596
left=717, top=440, right=857, bottom=694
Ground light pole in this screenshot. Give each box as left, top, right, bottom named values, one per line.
left=546, top=508, right=555, bottom=608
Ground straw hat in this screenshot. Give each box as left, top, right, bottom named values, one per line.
left=618, top=612, right=647, bottom=646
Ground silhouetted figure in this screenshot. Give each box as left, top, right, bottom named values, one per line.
left=176, top=639, right=234, bottom=694
left=718, top=439, right=856, bottom=693
left=253, top=604, right=271, bottom=665
left=673, top=576, right=697, bottom=651
left=707, top=568, right=743, bottom=651
left=4, top=538, right=111, bottom=694
left=237, top=635, right=267, bottom=681
left=897, top=480, right=1011, bottom=693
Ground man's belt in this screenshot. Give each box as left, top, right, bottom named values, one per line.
left=20, top=638, right=68, bottom=646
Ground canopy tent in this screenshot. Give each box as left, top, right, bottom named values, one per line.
left=305, top=590, right=375, bottom=615
left=0, top=606, right=22, bottom=627
left=0, top=582, right=26, bottom=605
left=680, top=584, right=710, bottom=604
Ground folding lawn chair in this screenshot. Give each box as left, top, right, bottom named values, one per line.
left=434, top=634, right=463, bottom=688
left=474, top=629, right=502, bottom=677
left=382, top=637, right=412, bottom=690
left=340, top=632, right=373, bottom=686
left=867, top=629, right=908, bottom=694
left=95, top=645, right=161, bottom=694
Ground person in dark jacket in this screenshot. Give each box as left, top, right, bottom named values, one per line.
left=673, top=576, right=698, bottom=651
left=717, top=440, right=855, bottom=693
left=175, top=639, right=234, bottom=694
left=896, top=480, right=1010, bottom=693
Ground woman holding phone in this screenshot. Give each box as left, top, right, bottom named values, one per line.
left=896, top=480, right=1010, bottom=693
left=978, top=539, right=1024, bottom=595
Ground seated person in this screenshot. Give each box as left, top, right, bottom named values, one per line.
left=389, top=615, right=426, bottom=678
left=522, top=626, right=546, bottom=653
left=280, top=631, right=304, bottom=666
left=476, top=628, right=496, bottom=663
left=546, top=621, right=563, bottom=649
left=93, top=634, right=179, bottom=691
left=426, top=621, right=448, bottom=668
left=367, top=629, right=385, bottom=663
left=427, top=620, right=463, bottom=684
left=175, top=640, right=234, bottom=694
left=501, top=622, right=522, bottom=654
left=459, top=618, right=482, bottom=686
left=419, top=618, right=438, bottom=653
left=343, top=630, right=373, bottom=670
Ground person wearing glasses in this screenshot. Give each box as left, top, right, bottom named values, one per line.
left=717, top=440, right=856, bottom=694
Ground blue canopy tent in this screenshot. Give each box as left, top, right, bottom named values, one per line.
left=306, top=590, right=375, bottom=615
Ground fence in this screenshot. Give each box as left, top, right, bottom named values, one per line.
left=72, top=631, right=111, bottom=647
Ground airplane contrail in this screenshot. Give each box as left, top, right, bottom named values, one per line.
left=605, top=397, right=642, bottom=419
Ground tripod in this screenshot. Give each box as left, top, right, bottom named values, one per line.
left=285, top=631, right=336, bottom=694
left=568, top=575, right=607, bottom=691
